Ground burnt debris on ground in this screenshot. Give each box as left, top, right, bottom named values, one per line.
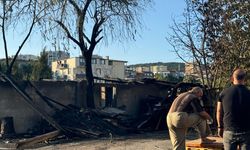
left=0, top=74, right=202, bottom=149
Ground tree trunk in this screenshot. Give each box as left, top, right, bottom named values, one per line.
left=84, top=51, right=95, bottom=108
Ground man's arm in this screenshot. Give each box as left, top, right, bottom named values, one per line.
left=216, top=101, right=223, bottom=127
left=216, top=101, right=224, bottom=137
left=191, top=99, right=212, bottom=120
left=199, top=111, right=212, bottom=120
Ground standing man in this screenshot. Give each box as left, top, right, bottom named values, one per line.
left=217, top=68, right=250, bottom=150
left=167, top=86, right=213, bottom=150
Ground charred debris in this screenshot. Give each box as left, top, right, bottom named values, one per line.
left=0, top=74, right=201, bottom=149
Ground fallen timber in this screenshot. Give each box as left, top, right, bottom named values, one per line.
left=0, top=74, right=204, bottom=149
left=17, top=130, right=61, bottom=149
left=0, top=73, right=131, bottom=149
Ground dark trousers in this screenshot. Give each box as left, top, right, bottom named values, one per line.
left=223, top=130, right=250, bottom=150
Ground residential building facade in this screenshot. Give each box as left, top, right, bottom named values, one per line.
left=51, top=55, right=127, bottom=81
left=45, top=50, right=70, bottom=67
left=125, top=63, right=185, bottom=80
left=150, top=65, right=170, bottom=78
left=135, top=66, right=150, bottom=73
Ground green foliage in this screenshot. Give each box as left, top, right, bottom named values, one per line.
left=0, top=51, right=52, bottom=81
left=0, top=60, right=33, bottom=80
left=168, top=0, right=250, bottom=89
left=12, top=63, right=23, bottom=80
left=155, top=73, right=183, bottom=83
left=197, top=0, right=250, bottom=86
left=31, top=50, right=52, bottom=80
left=165, top=74, right=184, bottom=83
left=19, top=63, right=33, bottom=80
left=198, top=0, right=250, bottom=88
left=0, top=62, right=7, bottom=73
left=154, top=73, right=165, bottom=80
left=183, top=75, right=201, bottom=84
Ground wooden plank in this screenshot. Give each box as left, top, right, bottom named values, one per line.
left=0, top=143, right=18, bottom=150
left=63, top=126, right=101, bottom=138
left=17, top=130, right=61, bottom=149
left=186, top=136, right=223, bottom=149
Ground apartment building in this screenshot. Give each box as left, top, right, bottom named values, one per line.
left=150, top=65, right=168, bottom=73
left=126, top=63, right=185, bottom=80
left=51, top=55, right=127, bottom=80
left=125, top=66, right=136, bottom=79
left=45, top=50, right=70, bottom=67
left=150, top=65, right=170, bottom=78
left=135, top=66, right=150, bottom=73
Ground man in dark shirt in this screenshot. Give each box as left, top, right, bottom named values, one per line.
left=217, top=68, right=250, bottom=150
left=167, top=87, right=213, bottom=150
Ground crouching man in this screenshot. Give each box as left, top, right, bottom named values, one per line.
left=167, top=87, right=213, bottom=150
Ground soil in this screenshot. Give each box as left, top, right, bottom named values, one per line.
left=27, top=130, right=200, bottom=150
left=27, top=131, right=174, bottom=150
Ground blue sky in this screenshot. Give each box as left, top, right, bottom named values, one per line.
left=1, top=0, right=186, bottom=65
left=95, top=0, right=186, bottom=65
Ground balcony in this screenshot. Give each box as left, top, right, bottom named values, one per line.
left=58, top=63, right=68, bottom=69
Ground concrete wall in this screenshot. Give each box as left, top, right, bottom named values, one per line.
left=0, top=81, right=171, bottom=134
left=116, top=84, right=170, bottom=116
left=94, top=83, right=171, bottom=116
left=0, top=81, right=81, bottom=134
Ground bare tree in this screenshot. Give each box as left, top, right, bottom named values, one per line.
left=38, top=0, right=152, bottom=108
left=0, top=0, right=46, bottom=75
left=167, top=0, right=217, bottom=89
left=166, top=0, right=231, bottom=111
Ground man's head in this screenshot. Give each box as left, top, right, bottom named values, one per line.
left=189, top=86, right=203, bottom=98
left=231, top=68, right=246, bottom=84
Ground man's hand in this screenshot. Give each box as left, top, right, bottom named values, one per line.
left=218, top=128, right=223, bottom=137
left=207, top=118, right=213, bottom=124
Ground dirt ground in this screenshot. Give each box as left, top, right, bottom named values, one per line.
left=24, top=130, right=200, bottom=150
left=28, top=131, right=174, bottom=150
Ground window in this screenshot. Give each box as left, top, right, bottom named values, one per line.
left=100, top=59, right=105, bottom=65
left=92, top=59, right=97, bottom=64
left=79, top=58, right=85, bottom=66
left=108, top=60, right=113, bottom=65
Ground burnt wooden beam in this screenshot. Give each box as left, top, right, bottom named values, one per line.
left=63, top=126, right=101, bottom=138
left=17, top=130, right=61, bottom=149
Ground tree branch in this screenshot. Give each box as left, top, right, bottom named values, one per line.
left=55, top=20, right=81, bottom=46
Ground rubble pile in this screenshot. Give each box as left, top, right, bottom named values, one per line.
left=134, top=95, right=170, bottom=130
left=30, top=106, right=130, bottom=138
left=0, top=73, right=203, bottom=149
